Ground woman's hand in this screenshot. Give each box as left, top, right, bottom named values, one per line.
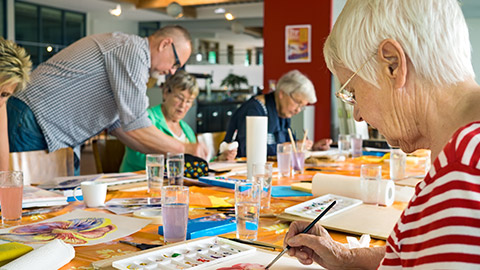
left=217, top=149, right=237, bottom=161
left=284, top=221, right=353, bottom=270
left=312, top=138, right=333, bottom=151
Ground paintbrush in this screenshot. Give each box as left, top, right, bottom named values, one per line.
left=301, top=129, right=308, bottom=152
left=264, top=200, right=336, bottom=269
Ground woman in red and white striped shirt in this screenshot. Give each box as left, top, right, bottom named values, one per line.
left=284, top=0, right=480, bottom=269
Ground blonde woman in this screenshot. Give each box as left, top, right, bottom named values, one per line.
left=0, top=37, right=31, bottom=171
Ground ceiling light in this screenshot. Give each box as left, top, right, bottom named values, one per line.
left=196, top=53, right=203, bottom=62
left=225, top=12, right=235, bottom=21
left=109, top=4, right=122, bottom=17
left=214, top=7, right=225, bottom=14
left=46, top=46, right=53, bottom=53
left=167, top=2, right=183, bottom=18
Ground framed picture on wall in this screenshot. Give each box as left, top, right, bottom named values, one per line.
left=285, top=24, right=311, bottom=63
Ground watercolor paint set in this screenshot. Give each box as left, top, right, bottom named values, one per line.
left=112, top=237, right=256, bottom=270
left=284, top=194, right=362, bottom=220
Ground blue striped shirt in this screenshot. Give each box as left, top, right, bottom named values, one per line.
left=14, top=32, right=152, bottom=155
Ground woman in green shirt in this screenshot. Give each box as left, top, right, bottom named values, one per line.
left=120, top=70, right=198, bottom=172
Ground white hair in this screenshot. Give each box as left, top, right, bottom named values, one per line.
left=324, top=0, right=475, bottom=88
left=277, top=70, right=317, bottom=103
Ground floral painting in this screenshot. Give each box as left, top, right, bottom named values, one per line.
left=0, top=210, right=150, bottom=246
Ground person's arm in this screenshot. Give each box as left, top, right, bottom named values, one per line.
left=0, top=106, right=9, bottom=171
left=285, top=221, right=385, bottom=270
left=111, top=126, right=208, bottom=159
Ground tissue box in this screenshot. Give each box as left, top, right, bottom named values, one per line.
left=158, top=214, right=235, bottom=239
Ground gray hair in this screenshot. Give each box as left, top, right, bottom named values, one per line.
left=324, top=0, right=475, bottom=88
left=277, top=70, right=317, bottom=103
left=0, top=37, right=32, bottom=92
left=152, top=25, right=192, bottom=46
left=165, top=70, right=199, bottom=97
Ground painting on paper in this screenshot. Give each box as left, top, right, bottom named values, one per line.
left=0, top=210, right=150, bottom=246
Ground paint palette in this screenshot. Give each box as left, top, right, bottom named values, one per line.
left=284, top=194, right=362, bottom=220
left=112, top=237, right=256, bottom=270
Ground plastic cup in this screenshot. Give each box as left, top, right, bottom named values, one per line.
left=146, top=154, right=164, bottom=196
left=235, top=181, right=261, bottom=240
left=276, top=144, right=292, bottom=177
left=0, top=171, right=23, bottom=226
left=252, top=162, right=273, bottom=209
left=161, top=186, right=189, bottom=244
left=338, top=134, right=351, bottom=155
left=360, top=164, right=382, bottom=205
left=167, top=153, right=184, bottom=186
left=350, top=134, right=363, bottom=158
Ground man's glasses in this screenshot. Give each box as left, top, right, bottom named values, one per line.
left=335, top=54, right=375, bottom=105
left=171, top=43, right=181, bottom=69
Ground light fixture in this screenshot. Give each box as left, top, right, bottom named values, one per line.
left=214, top=7, right=225, bottom=14
left=109, top=4, right=122, bottom=17
left=167, top=2, right=183, bottom=18
left=46, top=46, right=53, bottom=53
left=196, top=53, right=203, bottom=62
left=225, top=12, right=235, bottom=21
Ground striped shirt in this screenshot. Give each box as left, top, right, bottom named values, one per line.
left=379, top=121, right=480, bottom=269
left=14, top=33, right=152, bottom=155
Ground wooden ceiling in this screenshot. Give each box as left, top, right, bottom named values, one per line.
left=118, top=0, right=262, bottom=9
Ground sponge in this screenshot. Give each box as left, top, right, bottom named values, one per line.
left=0, top=242, right=33, bottom=266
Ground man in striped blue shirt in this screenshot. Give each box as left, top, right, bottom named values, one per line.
left=7, top=25, right=207, bottom=173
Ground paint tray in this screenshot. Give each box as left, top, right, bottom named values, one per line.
left=284, top=194, right=362, bottom=220
left=112, top=236, right=256, bottom=270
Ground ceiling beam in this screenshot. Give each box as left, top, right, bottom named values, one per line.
left=136, top=0, right=256, bottom=9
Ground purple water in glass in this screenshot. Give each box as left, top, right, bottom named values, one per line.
left=162, top=203, right=188, bottom=243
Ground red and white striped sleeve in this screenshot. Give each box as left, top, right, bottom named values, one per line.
left=379, top=121, right=480, bottom=269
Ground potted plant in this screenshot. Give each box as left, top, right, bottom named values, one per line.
left=220, top=74, right=249, bottom=90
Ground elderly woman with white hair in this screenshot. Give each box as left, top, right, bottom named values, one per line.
left=284, top=0, right=480, bottom=269
left=222, top=70, right=332, bottom=159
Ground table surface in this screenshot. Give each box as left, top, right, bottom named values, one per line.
left=8, top=154, right=427, bottom=269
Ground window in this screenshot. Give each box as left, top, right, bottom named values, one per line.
left=15, top=1, right=85, bottom=66
left=227, top=45, right=234, bottom=65
left=255, top=47, right=263, bottom=65
left=139, top=22, right=161, bottom=37
left=0, top=0, right=5, bottom=37
left=245, top=49, right=252, bottom=66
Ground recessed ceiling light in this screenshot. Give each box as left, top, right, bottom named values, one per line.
left=214, top=7, right=225, bottom=14
left=109, top=4, right=122, bottom=17
left=225, top=12, right=235, bottom=21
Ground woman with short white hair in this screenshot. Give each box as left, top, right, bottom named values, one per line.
left=222, top=69, right=331, bottom=159
left=0, top=38, right=31, bottom=171
left=285, top=0, right=480, bottom=269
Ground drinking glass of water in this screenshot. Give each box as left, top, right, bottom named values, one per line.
left=161, top=186, right=189, bottom=244
left=146, top=154, right=164, bottom=196
left=0, top=171, right=23, bottom=226
left=252, top=162, right=273, bottom=209
left=235, top=180, right=261, bottom=240
left=277, top=144, right=292, bottom=177
left=360, top=164, right=382, bottom=205
left=167, top=153, right=184, bottom=186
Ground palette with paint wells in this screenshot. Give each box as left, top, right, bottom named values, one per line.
left=112, top=237, right=256, bottom=270
left=284, top=194, right=362, bottom=220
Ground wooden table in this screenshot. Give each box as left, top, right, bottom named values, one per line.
left=14, top=155, right=420, bottom=269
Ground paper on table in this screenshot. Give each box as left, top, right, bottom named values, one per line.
left=312, top=173, right=395, bottom=206
left=246, top=116, right=267, bottom=180
left=1, top=239, right=74, bottom=270
left=0, top=210, right=150, bottom=246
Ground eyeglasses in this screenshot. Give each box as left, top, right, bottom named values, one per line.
left=289, top=92, right=306, bottom=111
left=335, top=54, right=375, bottom=105
left=174, top=93, right=194, bottom=106
left=171, top=43, right=181, bottom=69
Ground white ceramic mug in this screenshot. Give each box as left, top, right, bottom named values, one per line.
left=74, top=181, right=108, bottom=207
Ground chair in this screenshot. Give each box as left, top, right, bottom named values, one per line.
left=197, top=131, right=226, bottom=161
left=92, top=138, right=125, bottom=173
left=9, top=148, right=75, bottom=185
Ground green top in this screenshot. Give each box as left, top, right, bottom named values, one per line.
left=119, top=104, right=196, bottom=172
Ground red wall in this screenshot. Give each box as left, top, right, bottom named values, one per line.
left=263, top=0, right=333, bottom=141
